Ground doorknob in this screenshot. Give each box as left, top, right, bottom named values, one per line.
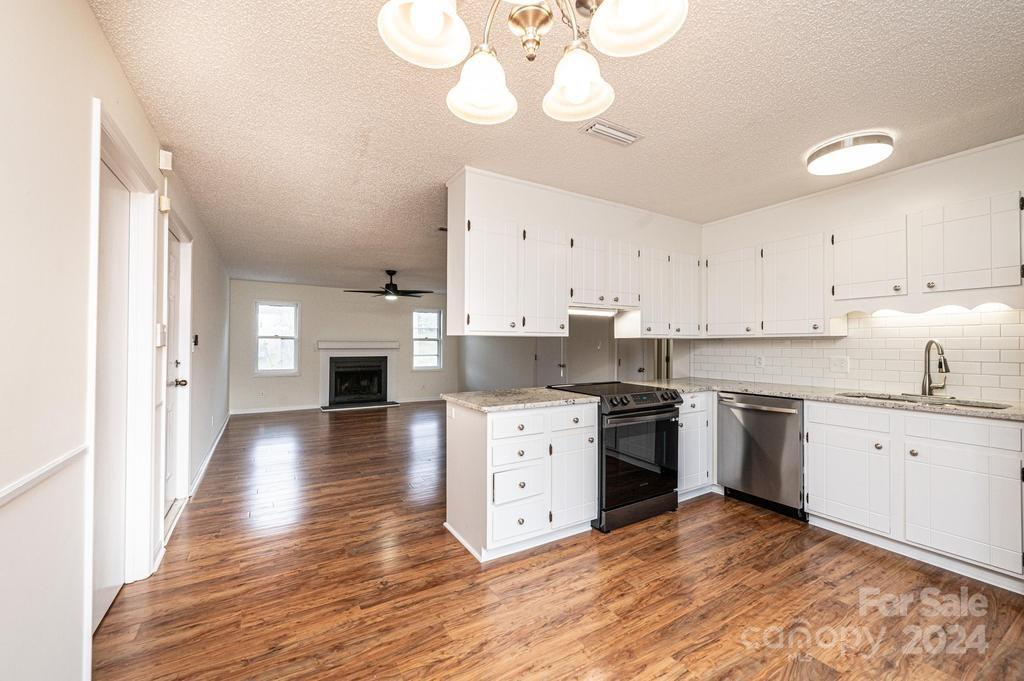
left=174, top=379, right=189, bottom=387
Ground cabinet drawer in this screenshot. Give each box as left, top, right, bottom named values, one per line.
left=492, top=497, right=550, bottom=544
left=491, top=412, right=545, bottom=440
left=550, top=405, right=596, bottom=431
left=905, top=415, right=1022, bottom=452
left=493, top=463, right=547, bottom=505
left=492, top=437, right=547, bottom=467
left=807, top=402, right=891, bottom=433
left=552, top=430, right=598, bottom=454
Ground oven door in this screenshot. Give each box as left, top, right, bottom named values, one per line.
left=602, top=407, right=679, bottom=511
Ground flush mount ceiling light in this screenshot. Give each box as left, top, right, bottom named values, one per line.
left=378, top=0, right=688, bottom=124
left=806, top=132, right=895, bottom=176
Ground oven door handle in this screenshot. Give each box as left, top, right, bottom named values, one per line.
left=721, top=401, right=798, bottom=415
left=604, top=410, right=678, bottom=428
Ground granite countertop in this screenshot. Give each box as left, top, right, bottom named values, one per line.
left=636, top=378, right=1024, bottom=423
left=440, top=387, right=601, bottom=413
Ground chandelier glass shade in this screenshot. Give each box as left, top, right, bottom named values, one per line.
left=379, top=0, right=688, bottom=124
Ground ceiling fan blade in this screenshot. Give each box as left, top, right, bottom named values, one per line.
left=344, top=289, right=387, bottom=294
left=397, top=293, right=424, bottom=298
left=397, top=289, right=434, bottom=295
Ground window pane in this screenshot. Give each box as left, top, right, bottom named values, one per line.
left=258, top=304, right=296, bottom=337
left=413, top=355, right=439, bottom=368
left=413, top=340, right=438, bottom=356
left=257, top=338, right=296, bottom=372
left=413, top=311, right=440, bottom=339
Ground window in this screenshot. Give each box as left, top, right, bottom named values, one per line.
left=256, top=301, right=299, bottom=374
left=412, top=309, right=442, bottom=370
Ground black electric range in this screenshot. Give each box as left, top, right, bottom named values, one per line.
left=551, top=382, right=683, bottom=532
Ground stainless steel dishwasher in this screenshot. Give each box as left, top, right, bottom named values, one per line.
left=717, top=392, right=806, bottom=520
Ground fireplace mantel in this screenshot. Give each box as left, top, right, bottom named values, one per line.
left=317, top=340, right=400, bottom=351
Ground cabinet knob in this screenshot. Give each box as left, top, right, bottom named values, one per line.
left=517, top=518, right=525, bottom=525
left=614, top=297, right=619, bottom=302
left=599, top=295, right=605, bottom=301
left=874, top=442, right=883, bottom=450
left=559, top=323, right=565, bottom=330
left=518, top=481, right=526, bottom=489
left=690, top=403, right=696, bottom=408
left=675, top=328, right=681, bottom=333
left=745, top=326, right=752, bottom=332
left=517, top=424, right=525, bottom=431
left=646, top=326, right=652, bottom=332
left=510, top=321, right=517, bottom=328
left=909, top=449, right=919, bottom=457
left=588, top=437, right=594, bottom=443
left=812, top=323, right=820, bottom=330
left=926, top=281, right=936, bottom=289
left=893, top=283, right=903, bottom=292
left=572, top=417, right=579, bottom=423
left=517, top=449, right=525, bottom=457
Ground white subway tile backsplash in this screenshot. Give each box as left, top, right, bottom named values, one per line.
left=689, top=310, right=1024, bottom=403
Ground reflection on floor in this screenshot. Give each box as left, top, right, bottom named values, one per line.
left=93, top=402, right=1024, bottom=679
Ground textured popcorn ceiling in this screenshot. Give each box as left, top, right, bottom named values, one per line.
left=88, top=1, right=1024, bottom=290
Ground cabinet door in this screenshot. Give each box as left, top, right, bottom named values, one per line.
left=550, top=434, right=599, bottom=529
left=678, top=412, right=710, bottom=491
left=833, top=217, right=908, bottom=299
left=905, top=441, right=1022, bottom=574
left=466, top=218, right=519, bottom=333
left=641, top=248, right=671, bottom=336
left=570, top=235, right=608, bottom=305
left=669, top=253, right=701, bottom=337
left=608, top=241, right=641, bottom=308
left=706, top=247, right=758, bottom=336
left=918, top=191, right=1022, bottom=293
left=806, top=426, right=891, bottom=535
left=763, top=234, right=825, bottom=335
left=521, top=226, right=569, bottom=335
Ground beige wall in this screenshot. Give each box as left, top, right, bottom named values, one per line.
left=0, top=2, right=229, bottom=676
left=229, top=280, right=459, bottom=412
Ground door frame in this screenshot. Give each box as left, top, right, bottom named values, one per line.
left=165, top=215, right=193, bottom=514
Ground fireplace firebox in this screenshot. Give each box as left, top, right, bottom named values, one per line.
left=329, top=356, right=387, bottom=406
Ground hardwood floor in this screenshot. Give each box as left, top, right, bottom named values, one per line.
left=93, top=402, right=1024, bottom=680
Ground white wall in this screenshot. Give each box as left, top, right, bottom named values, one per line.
left=0, top=2, right=229, bottom=677
left=458, top=336, right=538, bottom=392
left=229, top=280, right=460, bottom=412
left=566, top=317, right=616, bottom=383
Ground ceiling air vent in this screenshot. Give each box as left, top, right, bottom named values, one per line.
left=579, top=119, right=643, bottom=146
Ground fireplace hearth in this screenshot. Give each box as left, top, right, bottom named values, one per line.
left=329, top=356, right=388, bottom=406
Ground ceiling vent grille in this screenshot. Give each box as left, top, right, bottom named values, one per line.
left=579, top=119, right=643, bottom=146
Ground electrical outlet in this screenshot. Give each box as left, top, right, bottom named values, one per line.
left=754, top=355, right=765, bottom=368
left=256, top=390, right=266, bottom=400
left=829, top=356, right=850, bottom=374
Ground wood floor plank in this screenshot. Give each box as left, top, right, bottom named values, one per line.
left=92, top=402, right=1024, bottom=680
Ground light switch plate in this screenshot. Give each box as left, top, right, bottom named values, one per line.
left=829, top=356, right=850, bottom=374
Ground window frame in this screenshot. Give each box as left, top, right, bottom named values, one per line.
left=254, top=300, right=301, bottom=377
left=412, top=308, right=444, bottom=372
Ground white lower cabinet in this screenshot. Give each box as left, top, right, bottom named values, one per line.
left=445, top=402, right=599, bottom=561
left=678, top=394, right=713, bottom=493
left=805, top=401, right=1024, bottom=580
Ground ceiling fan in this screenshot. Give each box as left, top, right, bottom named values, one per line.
left=345, top=270, right=434, bottom=301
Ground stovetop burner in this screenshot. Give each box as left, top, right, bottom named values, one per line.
left=550, top=381, right=682, bottom=413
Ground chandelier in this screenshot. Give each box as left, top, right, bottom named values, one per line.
left=378, top=1, right=689, bottom=125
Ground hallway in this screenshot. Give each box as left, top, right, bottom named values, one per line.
left=93, top=403, right=1024, bottom=680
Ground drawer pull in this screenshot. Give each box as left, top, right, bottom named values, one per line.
left=517, top=518, right=525, bottom=526
left=745, top=326, right=752, bottom=332
left=517, top=449, right=525, bottom=457
left=926, top=281, right=936, bottom=289
left=893, top=283, right=902, bottom=292
left=518, top=481, right=526, bottom=489
left=874, top=442, right=883, bottom=450
left=572, top=417, right=580, bottom=424
left=812, top=323, right=820, bottom=330
left=614, top=296, right=619, bottom=302
left=517, top=424, right=525, bottom=431
left=909, top=449, right=919, bottom=457
left=588, top=437, right=595, bottom=443
left=690, top=403, right=696, bottom=408
left=510, top=321, right=517, bottom=328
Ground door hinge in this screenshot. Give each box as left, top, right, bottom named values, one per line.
left=637, top=249, right=641, bottom=258
left=1019, top=466, right=1023, bottom=481
left=1020, top=264, right=1024, bottom=278
left=549, top=443, right=553, bottom=455
left=805, top=431, right=810, bottom=443
left=1019, top=196, right=1023, bottom=210
left=570, top=287, right=574, bottom=298
left=466, top=220, right=471, bottom=231
left=705, top=323, right=709, bottom=332
left=667, top=254, right=671, bottom=262
left=831, top=285, right=835, bottom=296
left=706, top=419, right=709, bottom=427
left=570, top=237, right=574, bottom=248
left=549, top=511, right=553, bottom=522
left=760, top=320, right=764, bottom=330
left=705, top=259, right=709, bottom=267
left=805, top=492, right=810, bottom=503
left=522, top=229, right=526, bottom=240
left=830, top=234, right=834, bottom=245
left=466, top=313, right=470, bottom=325
left=534, top=354, right=538, bottom=361
left=522, top=316, right=526, bottom=328
left=760, top=248, right=764, bottom=258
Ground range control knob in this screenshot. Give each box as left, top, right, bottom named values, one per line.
left=609, top=397, right=619, bottom=407
left=620, top=395, right=630, bottom=404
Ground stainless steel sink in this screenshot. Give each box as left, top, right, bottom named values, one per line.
left=836, top=392, right=1011, bottom=410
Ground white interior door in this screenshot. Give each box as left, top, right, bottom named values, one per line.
left=164, top=232, right=182, bottom=516
left=93, top=161, right=130, bottom=631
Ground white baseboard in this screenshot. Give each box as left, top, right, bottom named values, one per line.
left=810, top=515, right=1024, bottom=595
left=442, top=522, right=484, bottom=562
left=0, top=444, right=87, bottom=510
left=444, top=521, right=594, bottom=563
left=229, top=404, right=321, bottom=415
left=677, top=484, right=723, bottom=503
left=189, top=414, right=229, bottom=497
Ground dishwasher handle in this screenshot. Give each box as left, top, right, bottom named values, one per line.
left=719, top=399, right=799, bottom=415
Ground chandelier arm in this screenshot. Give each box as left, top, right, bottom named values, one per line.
left=552, top=0, right=580, bottom=39
left=481, top=0, right=504, bottom=47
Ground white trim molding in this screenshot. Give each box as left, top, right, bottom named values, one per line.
left=0, top=445, right=88, bottom=510
left=317, top=339, right=401, bottom=350
left=231, top=404, right=322, bottom=416
left=189, top=415, right=230, bottom=497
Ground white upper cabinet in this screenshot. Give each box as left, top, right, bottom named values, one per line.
left=669, top=253, right=701, bottom=337
left=608, top=241, right=641, bottom=308
left=763, top=234, right=825, bottom=335
left=520, top=226, right=570, bottom=335
left=917, top=190, right=1022, bottom=293
left=464, top=218, right=520, bottom=334
left=706, top=247, right=758, bottom=336
left=569, top=235, right=608, bottom=306
left=832, top=217, right=908, bottom=299
left=640, top=248, right=671, bottom=336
